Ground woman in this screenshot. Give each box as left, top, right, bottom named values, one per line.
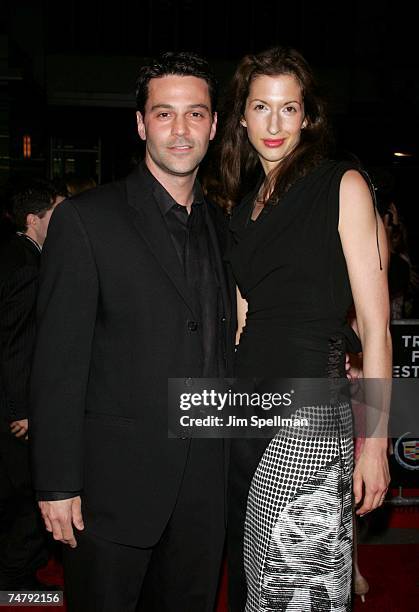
left=218, top=47, right=391, bottom=611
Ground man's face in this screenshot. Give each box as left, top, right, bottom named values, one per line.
left=136, top=75, right=217, bottom=179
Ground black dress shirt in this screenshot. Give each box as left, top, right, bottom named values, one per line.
left=149, top=166, right=223, bottom=379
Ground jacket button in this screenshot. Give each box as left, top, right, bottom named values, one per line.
left=184, top=378, right=194, bottom=387
left=187, top=320, right=198, bottom=332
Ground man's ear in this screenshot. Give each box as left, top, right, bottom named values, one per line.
left=209, top=112, right=217, bottom=141
left=136, top=111, right=146, bottom=141
left=26, top=213, right=38, bottom=229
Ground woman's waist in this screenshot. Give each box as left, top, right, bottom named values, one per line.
left=243, top=309, right=359, bottom=346
left=236, top=321, right=351, bottom=378
left=243, top=313, right=346, bottom=336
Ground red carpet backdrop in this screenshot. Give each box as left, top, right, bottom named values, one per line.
left=1, top=500, right=418, bottom=611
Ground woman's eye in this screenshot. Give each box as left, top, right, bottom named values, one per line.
left=254, top=104, right=266, bottom=111
left=284, top=106, right=297, bottom=113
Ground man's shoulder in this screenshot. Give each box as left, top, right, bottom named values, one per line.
left=65, top=166, right=150, bottom=220
left=51, top=178, right=133, bottom=233
left=0, top=235, right=38, bottom=283
left=69, top=179, right=127, bottom=215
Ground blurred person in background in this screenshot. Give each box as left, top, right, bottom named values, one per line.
left=65, top=175, right=97, bottom=197
left=0, top=178, right=65, bottom=590
left=379, top=197, right=418, bottom=320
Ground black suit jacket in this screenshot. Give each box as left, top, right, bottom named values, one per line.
left=30, top=164, right=234, bottom=547
left=0, top=234, right=40, bottom=427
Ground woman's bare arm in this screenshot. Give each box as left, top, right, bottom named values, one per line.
left=339, top=169, right=392, bottom=515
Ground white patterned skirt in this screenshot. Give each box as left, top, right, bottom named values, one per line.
left=244, top=404, right=354, bottom=612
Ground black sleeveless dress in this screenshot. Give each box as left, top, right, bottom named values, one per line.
left=227, top=160, right=364, bottom=612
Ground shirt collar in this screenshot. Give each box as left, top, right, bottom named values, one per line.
left=16, top=232, right=42, bottom=252
left=141, top=162, right=204, bottom=216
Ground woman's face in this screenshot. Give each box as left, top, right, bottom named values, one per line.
left=241, top=73, right=307, bottom=174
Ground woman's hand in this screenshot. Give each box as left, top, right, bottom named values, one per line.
left=353, top=438, right=390, bottom=516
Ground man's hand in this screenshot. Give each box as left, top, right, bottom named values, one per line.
left=10, top=419, right=28, bottom=439
left=38, top=497, right=84, bottom=547
left=353, top=439, right=390, bottom=516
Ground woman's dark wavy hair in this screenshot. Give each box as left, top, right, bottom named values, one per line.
left=217, top=46, right=331, bottom=212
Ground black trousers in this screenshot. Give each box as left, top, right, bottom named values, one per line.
left=63, top=440, right=226, bottom=612
left=0, top=427, right=48, bottom=588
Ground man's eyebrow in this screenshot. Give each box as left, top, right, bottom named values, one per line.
left=150, top=104, right=174, bottom=111
left=150, top=103, right=211, bottom=111
left=188, top=104, right=210, bottom=111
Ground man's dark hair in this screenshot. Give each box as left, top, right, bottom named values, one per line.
left=135, top=51, right=218, bottom=116
left=10, top=178, right=67, bottom=232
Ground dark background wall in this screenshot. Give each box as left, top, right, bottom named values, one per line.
left=1, top=0, right=418, bottom=253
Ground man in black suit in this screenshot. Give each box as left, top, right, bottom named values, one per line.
left=30, top=52, right=234, bottom=612
left=0, top=180, right=65, bottom=589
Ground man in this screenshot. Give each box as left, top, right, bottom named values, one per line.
left=0, top=180, right=65, bottom=590
left=30, top=52, right=234, bottom=612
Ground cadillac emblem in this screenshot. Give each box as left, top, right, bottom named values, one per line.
left=394, top=432, right=419, bottom=470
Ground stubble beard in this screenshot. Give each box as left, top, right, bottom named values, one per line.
left=147, top=142, right=208, bottom=178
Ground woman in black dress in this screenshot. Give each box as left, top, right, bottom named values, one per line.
left=218, top=47, right=391, bottom=611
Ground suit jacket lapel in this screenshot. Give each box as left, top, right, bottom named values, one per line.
left=204, top=202, right=237, bottom=375
left=204, top=202, right=230, bottom=321
left=125, top=165, right=198, bottom=318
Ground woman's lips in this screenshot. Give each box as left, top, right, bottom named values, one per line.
left=263, top=139, right=284, bottom=148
